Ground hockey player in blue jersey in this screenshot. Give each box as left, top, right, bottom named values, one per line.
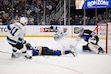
left=25, top=43, right=75, bottom=57
left=78, top=28, right=105, bottom=54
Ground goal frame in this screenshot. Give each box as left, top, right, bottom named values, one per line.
left=96, top=22, right=109, bottom=54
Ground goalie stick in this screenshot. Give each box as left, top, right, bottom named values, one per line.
left=69, top=38, right=80, bottom=57
left=0, top=50, right=11, bottom=54
left=73, top=40, right=79, bottom=56
left=0, top=50, right=21, bottom=55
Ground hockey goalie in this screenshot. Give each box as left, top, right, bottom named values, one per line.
left=78, top=28, right=105, bottom=54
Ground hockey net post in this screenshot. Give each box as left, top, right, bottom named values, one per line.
left=96, top=22, right=111, bottom=54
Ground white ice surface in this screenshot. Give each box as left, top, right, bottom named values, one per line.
left=0, top=37, right=111, bottom=74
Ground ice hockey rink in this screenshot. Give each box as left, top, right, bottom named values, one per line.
left=0, top=37, right=111, bottom=74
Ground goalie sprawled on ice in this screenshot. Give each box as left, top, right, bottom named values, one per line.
left=77, top=28, right=105, bottom=54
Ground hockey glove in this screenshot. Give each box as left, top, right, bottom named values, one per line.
left=23, top=40, right=26, bottom=44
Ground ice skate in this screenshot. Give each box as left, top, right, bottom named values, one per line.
left=25, top=55, right=32, bottom=59
left=22, top=51, right=32, bottom=59
left=98, top=50, right=100, bottom=54
left=11, top=49, right=20, bottom=58
left=102, top=50, right=105, bottom=54
left=69, top=45, right=76, bottom=57
left=11, top=53, right=19, bottom=58
left=98, top=47, right=105, bottom=54
left=98, top=50, right=105, bottom=54
left=69, top=50, right=75, bottom=57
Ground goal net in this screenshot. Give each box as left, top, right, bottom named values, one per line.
left=96, top=22, right=111, bottom=55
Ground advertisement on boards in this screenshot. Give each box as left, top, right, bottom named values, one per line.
left=76, top=0, right=111, bottom=9
left=40, top=27, right=54, bottom=32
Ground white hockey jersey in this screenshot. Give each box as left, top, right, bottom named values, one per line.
left=7, top=22, right=26, bottom=45
left=55, top=27, right=67, bottom=37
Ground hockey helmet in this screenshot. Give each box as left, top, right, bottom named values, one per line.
left=50, top=25, right=54, bottom=29
left=20, top=17, right=28, bottom=25
left=63, top=27, right=67, bottom=32
left=25, top=43, right=32, bottom=49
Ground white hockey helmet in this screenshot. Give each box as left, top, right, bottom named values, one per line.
left=63, top=27, right=67, bottom=32
left=20, top=17, right=28, bottom=25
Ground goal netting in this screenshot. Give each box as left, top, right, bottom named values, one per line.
left=96, top=22, right=111, bottom=55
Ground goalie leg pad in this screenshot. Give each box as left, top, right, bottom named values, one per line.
left=88, top=42, right=104, bottom=53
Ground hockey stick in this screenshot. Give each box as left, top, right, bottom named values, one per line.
left=72, top=38, right=80, bottom=56
left=0, top=50, right=11, bottom=54
left=73, top=40, right=79, bottom=56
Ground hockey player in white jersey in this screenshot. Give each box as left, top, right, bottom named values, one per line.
left=7, top=17, right=32, bottom=59
left=50, top=26, right=77, bottom=56
left=50, top=26, right=68, bottom=40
